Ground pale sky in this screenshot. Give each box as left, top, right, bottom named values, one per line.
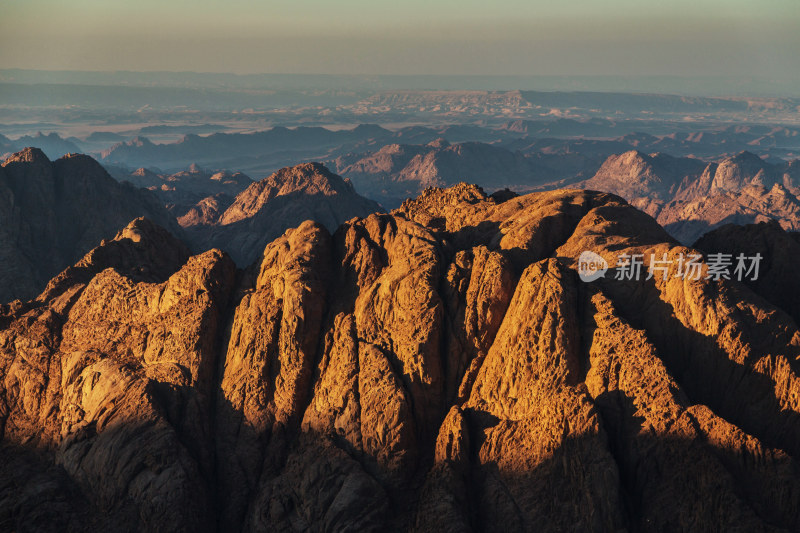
left=1, top=0, right=798, bottom=77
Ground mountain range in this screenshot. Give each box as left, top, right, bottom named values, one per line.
left=6, top=142, right=798, bottom=296
left=332, top=139, right=561, bottom=206
left=2, top=182, right=800, bottom=531
left=0, top=149, right=381, bottom=303
left=106, top=163, right=254, bottom=220
left=99, top=125, right=396, bottom=171
left=0, top=148, right=177, bottom=303
left=179, top=162, right=382, bottom=265
left=5, top=74, right=800, bottom=532
left=329, top=140, right=800, bottom=244
left=0, top=132, right=83, bottom=161
left=580, top=150, right=800, bottom=243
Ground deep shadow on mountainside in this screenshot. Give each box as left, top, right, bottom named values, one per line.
left=0, top=148, right=180, bottom=304
left=2, top=182, right=800, bottom=532
left=0, top=149, right=382, bottom=303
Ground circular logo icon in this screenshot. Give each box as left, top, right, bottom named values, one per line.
left=577, top=251, right=608, bottom=282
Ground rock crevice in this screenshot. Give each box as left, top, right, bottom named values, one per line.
left=2, top=185, right=800, bottom=532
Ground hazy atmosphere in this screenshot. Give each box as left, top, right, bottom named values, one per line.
left=2, top=0, right=799, bottom=84
left=5, top=1, right=800, bottom=532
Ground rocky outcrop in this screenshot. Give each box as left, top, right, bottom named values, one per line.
left=0, top=148, right=180, bottom=303
left=579, top=150, right=800, bottom=244
left=0, top=218, right=236, bottom=531
left=184, top=162, right=382, bottom=266
left=2, top=183, right=800, bottom=531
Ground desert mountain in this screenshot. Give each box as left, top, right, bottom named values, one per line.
left=501, top=117, right=623, bottom=137
left=580, top=150, right=707, bottom=216
left=660, top=182, right=800, bottom=244
left=96, top=123, right=521, bottom=179
left=0, top=148, right=180, bottom=303
left=333, top=139, right=561, bottom=206
left=0, top=150, right=381, bottom=303
left=2, top=183, right=800, bottom=531
left=99, top=125, right=395, bottom=171
left=0, top=132, right=82, bottom=161
left=580, top=150, right=800, bottom=243
left=499, top=121, right=800, bottom=162
left=82, top=117, right=800, bottom=206
left=108, top=163, right=254, bottom=218
left=122, top=163, right=252, bottom=194
left=180, top=162, right=383, bottom=265
left=694, top=220, right=800, bottom=326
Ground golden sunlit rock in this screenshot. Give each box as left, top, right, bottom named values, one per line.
left=2, top=183, right=800, bottom=531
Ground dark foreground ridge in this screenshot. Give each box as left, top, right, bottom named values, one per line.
left=2, top=184, right=800, bottom=532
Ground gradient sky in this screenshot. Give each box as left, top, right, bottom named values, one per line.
left=1, top=0, right=798, bottom=77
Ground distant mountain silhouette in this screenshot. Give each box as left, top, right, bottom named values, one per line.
left=0, top=132, right=82, bottom=160
left=100, top=125, right=395, bottom=170
left=333, top=139, right=570, bottom=206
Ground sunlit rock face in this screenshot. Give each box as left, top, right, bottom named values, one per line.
left=581, top=150, right=800, bottom=244
left=2, top=183, right=800, bottom=532
left=179, top=162, right=383, bottom=266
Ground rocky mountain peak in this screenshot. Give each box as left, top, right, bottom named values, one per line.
left=394, top=182, right=492, bottom=230
left=712, top=150, right=771, bottom=192
left=118, top=216, right=182, bottom=246
left=619, top=148, right=651, bottom=165
left=132, top=167, right=151, bottom=176
left=221, top=163, right=355, bottom=225
left=36, top=216, right=192, bottom=306
left=731, top=149, right=765, bottom=164
left=0, top=149, right=180, bottom=302
left=54, top=151, right=109, bottom=177
left=268, top=162, right=347, bottom=194
left=580, top=150, right=690, bottom=209
left=186, top=162, right=382, bottom=265
left=2, top=146, right=50, bottom=165
left=4, top=183, right=800, bottom=530
left=128, top=136, right=154, bottom=147
left=600, top=150, right=656, bottom=180
left=427, top=137, right=450, bottom=149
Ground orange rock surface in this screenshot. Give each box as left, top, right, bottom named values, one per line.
left=2, top=184, right=800, bottom=531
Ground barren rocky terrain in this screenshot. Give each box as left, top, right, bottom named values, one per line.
left=178, top=162, right=383, bottom=266
left=0, top=148, right=179, bottom=303
left=2, top=181, right=799, bottom=531
left=0, top=151, right=381, bottom=303
left=580, top=150, right=800, bottom=243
